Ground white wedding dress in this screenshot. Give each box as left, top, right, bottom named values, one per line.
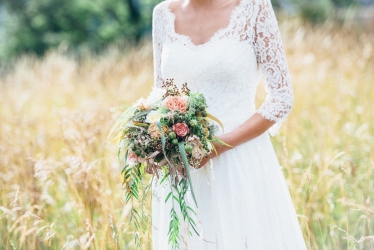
left=151, top=0, right=307, bottom=249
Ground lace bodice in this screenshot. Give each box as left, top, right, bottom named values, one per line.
left=152, top=0, right=293, bottom=136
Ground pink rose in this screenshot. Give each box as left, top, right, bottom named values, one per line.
left=162, top=96, right=187, bottom=113
left=172, top=122, right=189, bottom=137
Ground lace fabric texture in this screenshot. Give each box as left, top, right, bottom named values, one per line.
left=152, top=0, right=293, bottom=136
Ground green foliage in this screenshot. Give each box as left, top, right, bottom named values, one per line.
left=330, top=0, right=360, bottom=7
left=297, top=0, right=334, bottom=24
left=0, top=0, right=368, bottom=59
left=167, top=179, right=199, bottom=250
left=278, top=0, right=362, bottom=24
left=178, top=142, right=198, bottom=206
left=270, top=0, right=283, bottom=11
left=168, top=207, right=181, bottom=249
left=0, top=0, right=157, bottom=60
left=187, top=92, right=207, bottom=112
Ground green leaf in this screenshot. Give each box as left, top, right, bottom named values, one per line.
left=133, top=109, right=152, bottom=119
left=125, top=167, right=133, bottom=175
left=189, top=221, right=199, bottom=235
left=210, top=136, right=233, bottom=148
left=133, top=208, right=141, bottom=217
left=188, top=217, right=197, bottom=227
left=173, top=195, right=180, bottom=203
left=124, top=149, right=129, bottom=165
left=133, top=122, right=149, bottom=127
left=107, top=106, right=136, bottom=141
left=206, top=112, right=224, bottom=131
left=165, top=192, right=172, bottom=203
left=178, top=142, right=198, bottom=207
left=186, top=206, right=197, bottom=215
left=125, top=193, right=131, bottom=202
left=120, top=164, right=129, bottom=175
left=156, top=120, right=166, bottom=153
left=160, top=172, right=170, bottom=184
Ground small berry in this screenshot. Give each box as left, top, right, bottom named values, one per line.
left=168, top=132, right=177, bottom=139
left=184, top=144, right=193, bottom=153
left=189, top=119, right=198, bottom=127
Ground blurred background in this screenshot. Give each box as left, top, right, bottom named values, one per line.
left=0, top=0, right=373, bottom=61
left=0, top=0, right=373, bottom=249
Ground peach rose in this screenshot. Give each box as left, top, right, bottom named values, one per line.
left=162, top=96, right=187, bottom=113
left=148, top=123, right=162, bottom=138
left=172, top=122, right=189, bottom=137
left=148, top=123, right=168, bottom=138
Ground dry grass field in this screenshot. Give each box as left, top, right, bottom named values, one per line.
left=0, top=19, right=373, bottom=249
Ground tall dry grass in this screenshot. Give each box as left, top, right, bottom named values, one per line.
left=0, top=20, right=373, bottom=249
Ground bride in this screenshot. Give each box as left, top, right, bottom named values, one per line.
left=151, top=0, right=308, bottom=249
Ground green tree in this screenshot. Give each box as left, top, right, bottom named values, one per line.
left=330, top=0, right=360, bottom=7
left=297, top=0, right=334, bottom=23
left=0, top=0, right=155, bottom=59
left=271, top=0, right=281, bottom=10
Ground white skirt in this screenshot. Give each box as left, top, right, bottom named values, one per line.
left=152, top=130, right=307, bottom=250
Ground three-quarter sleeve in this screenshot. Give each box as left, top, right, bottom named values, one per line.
left=152, top=6, right=165, bottom=88
left=253, top=0, right=293, bottom=136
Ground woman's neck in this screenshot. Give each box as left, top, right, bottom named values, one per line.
left=183, top=0, right=224, bottom=8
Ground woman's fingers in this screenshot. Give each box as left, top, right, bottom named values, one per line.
left=197, top=154, right=211, bottom=169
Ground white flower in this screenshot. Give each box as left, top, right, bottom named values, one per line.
left=186, top=135, right=202, bottom=146
left=133, top=97, right=147, bottom=108
left=146, top=87, right=165, bottom=106
left=145, top=110, right=162, bottom=123
left=192, top=146, right=206, bottom=159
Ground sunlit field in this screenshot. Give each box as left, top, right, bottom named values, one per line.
left=0, top=19, right=373, bottom=250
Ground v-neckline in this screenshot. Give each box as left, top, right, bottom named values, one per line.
left=165, top=0, right=244, bottom=48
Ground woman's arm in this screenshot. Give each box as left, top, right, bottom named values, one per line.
left=253, top=0, right=294, bottom=135
left=214, top=113, right=275, bottom=153
left=199, top=114, right=275, bottom=167
left=199, top=0, right=292, bottom=166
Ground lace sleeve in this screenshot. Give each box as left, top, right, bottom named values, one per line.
left=253, top=0, right=293, bottom=136
left=152, top=5, right=165, bottom=88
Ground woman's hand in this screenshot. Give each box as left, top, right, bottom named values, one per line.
left=149, top=114, right=276, bottom=173
left=195, top=113, right=277, bottom=169
left=196, top=134, right=233, bottom=169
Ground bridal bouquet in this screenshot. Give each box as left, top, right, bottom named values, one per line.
left=107, top=79, right=225, bottom=249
